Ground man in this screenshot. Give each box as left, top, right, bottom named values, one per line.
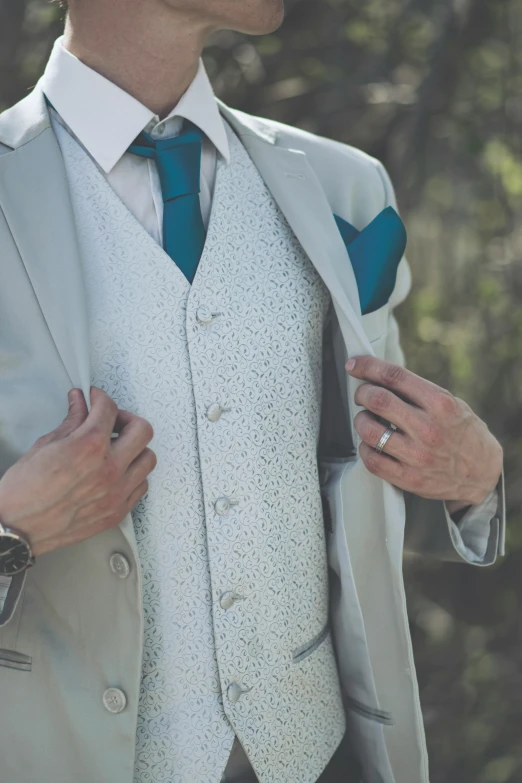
left=0, top=1, right=503, bottom=782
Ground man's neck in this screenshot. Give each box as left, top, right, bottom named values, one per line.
left=63, top=3, right=215, bottom=118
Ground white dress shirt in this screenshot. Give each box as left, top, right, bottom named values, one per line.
left=40, top=37, right=231, bottom=243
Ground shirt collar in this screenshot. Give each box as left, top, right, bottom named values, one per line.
left=39, top=37, right=230, bottom=174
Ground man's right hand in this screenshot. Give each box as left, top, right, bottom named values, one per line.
left=0, top=387, right=156, bottom=556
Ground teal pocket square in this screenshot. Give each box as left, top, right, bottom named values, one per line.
left=334, top=206, right=407, bottom=316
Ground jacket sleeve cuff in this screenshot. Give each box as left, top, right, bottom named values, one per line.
left=404, top=472, right=505, bottom=565
left=0, top=572, right=26, bottom=627
left=444, top=473, right=505, bottom=565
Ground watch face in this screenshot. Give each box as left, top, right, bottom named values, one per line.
left=0, top=535, right=31, bottom=576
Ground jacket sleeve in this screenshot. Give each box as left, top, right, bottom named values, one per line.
left=0, top=573, right=26, bottom=627
left=0, top=143, right=25, bottom=626
left=376, top=161, right=506, bottom=566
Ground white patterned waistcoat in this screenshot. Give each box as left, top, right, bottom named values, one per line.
left=54, top=120, right=346, bottom=783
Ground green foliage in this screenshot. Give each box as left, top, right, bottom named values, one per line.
left=1, top=1, right=522, bottom=780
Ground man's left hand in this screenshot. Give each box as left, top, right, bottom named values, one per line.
left=345, top=356, right=503, bottom=513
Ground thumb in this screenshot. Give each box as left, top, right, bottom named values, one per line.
left=55, top=389, right=89, bottom=439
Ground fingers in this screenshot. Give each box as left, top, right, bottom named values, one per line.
left=46, top=385, right=154, bottom=491
left=46, top=389, right=89, bottom=443
left=358, top=442, right=421, bottom=493
left=354, top=411, right=410, bottom=463
left=347, top=356, right=441, bottom=410
left=74, top=387, right=120, bottom=442
left=124, top=480, right=149, bottom=514
left=354, top=383, right=422, bottom=438
left=65, top=388, right=89, bottom=429
left=125, top=447, right=157, bottom=487
left=112, top=408, right=135, bottom=436
left=111, top=410, right=154, bottom=469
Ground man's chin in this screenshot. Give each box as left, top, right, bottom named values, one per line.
left=235, top=0, right=285, bottom=35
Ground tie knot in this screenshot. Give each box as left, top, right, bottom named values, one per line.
left=128, top=122, right=204, bottom=202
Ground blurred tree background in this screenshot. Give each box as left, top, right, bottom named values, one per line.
left=1, top=0, right=521, bottom=780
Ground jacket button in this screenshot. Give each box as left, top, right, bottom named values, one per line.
left=220, top=591, right=237, bottom=610
left=103, top=688, right=127, bottom=714
left=109, top=553, right=130, bottom=579
left=206, top=403, right=223, bottom=423
left=214, top=497, right=232, bottom=516
left=227, top=683, right=244, bottom=703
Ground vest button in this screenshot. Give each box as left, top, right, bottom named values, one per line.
left=109, top=553, right=130, bottom=579
left=103, top=688, right=127, bottom=714
left=227, top=682, right=244, bottom=703
left=214, top=497, right=232, bottom=516
left=220, top=591, right=237, bottom=610
left=196, top=306, right=214, bottom=325
left=206, top=403, right=223, bottom=423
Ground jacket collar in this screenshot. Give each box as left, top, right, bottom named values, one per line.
left=217, top=100, right=278, bottom=145
left=0, top=86, right=50, bottom=150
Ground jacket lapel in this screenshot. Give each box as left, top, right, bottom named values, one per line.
left=219, top=103, right=375, bottom=361
left=0, top=129, right=91, bottom=396
left=0, top=88, right=138, bottom=555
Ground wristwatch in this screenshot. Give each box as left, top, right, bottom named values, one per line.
left=0, top=519, right=34, bottom=576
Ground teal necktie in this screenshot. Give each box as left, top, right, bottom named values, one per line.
left=128, top=122, right=205, bottom=283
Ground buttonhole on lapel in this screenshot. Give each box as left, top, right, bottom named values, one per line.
left=284, top=172, right=306, bottom=180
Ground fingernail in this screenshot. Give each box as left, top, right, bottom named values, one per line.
left=346, top=359, right=356, bottom=372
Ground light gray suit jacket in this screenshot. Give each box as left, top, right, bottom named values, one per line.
left=0, top=86, right=505, bottom=783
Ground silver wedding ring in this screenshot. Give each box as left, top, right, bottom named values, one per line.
left=375, top=425, right=395, bottom=455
